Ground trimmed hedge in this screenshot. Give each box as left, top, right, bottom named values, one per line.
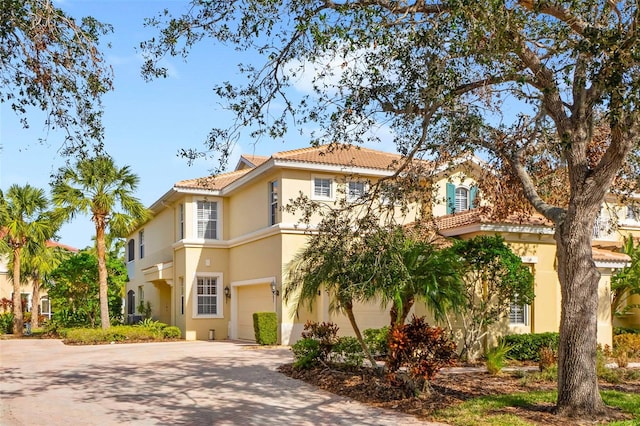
left=64, top=325, right=181, bottom=344
left=503, top=332, right=559, bottom=361
left=253, top=312, right=277, bottom=345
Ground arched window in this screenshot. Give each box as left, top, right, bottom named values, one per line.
left=455, top=187, right=469, bottom=212
left=127, top=290, right=135, bottom=315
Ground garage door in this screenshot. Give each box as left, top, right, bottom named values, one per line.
left=237, top=284, right=274, bottom=341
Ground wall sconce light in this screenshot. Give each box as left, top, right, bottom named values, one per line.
left=224, top=286, right=231, bottom=299
left=270, top=281, right=279, bottom=297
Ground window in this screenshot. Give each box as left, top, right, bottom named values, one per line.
left=509, top=297, right=528, bottom=325
left=313, top=177, right=333, bottom=199
left=179, top=203, right=184, bottom=240
left=627, top=204, right=638, bottom=221
left=348, top=181, right=366, bottom=201
left=40, top=296, right=51, bottom=320
left=138, top=286, right=144, bottom=309
left=127, top=290, right=135, bottom=315
left=193, top=274, right=222, bottom=317
left=455, top=187, right=469, bottom=212
left=127, top=239, right=135, bottom=262
left=269, top=180, right=279, bottom=225
left=446, top=183, right=478, bottom=214
left=139, top=230, right=145, bottom=259
left=197, top=201, right=218, bottom=239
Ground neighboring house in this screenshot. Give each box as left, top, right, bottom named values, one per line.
left=125, top=145, right=638, bottom=346
left=0, top=241, right=78, bottom=320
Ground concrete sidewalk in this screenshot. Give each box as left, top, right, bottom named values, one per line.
left=0, top=339, right=442, bottom=425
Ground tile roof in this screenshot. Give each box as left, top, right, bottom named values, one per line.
left=175, top=144, right=404, bottom=191
left=175, top=169, right=251, bottom=190
left=45, top=241, right=79, bottom=253
left=272, top=144, right=402, bottom=170
left=435, top=209, right=553, bottom=231
left=592, top=247, right=631, bottom=263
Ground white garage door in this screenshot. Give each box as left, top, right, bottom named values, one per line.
left=237, top=284, right=275, bottom=341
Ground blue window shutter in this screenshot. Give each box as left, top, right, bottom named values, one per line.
left=446, top=183, right=455, bottom=214
left=470, top=186, right=478, bottom=209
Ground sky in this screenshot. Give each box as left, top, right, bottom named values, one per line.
left=0, top=0, right=397, bottom=250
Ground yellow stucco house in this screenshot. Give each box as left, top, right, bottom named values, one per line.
left=125, top=145, right=638, bottom=346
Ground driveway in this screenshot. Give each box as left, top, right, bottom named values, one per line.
left=0, top=339, right=440, bottom=425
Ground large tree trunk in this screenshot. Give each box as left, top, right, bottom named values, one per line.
left=95, top=220, right=110, bottom=330
left=11, top=247, right=23, bottom=336
left=555, top=209, right=605, bottom=416
left=389, top=296, right=415, bottom=327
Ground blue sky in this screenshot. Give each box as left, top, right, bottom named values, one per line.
left=2, top=0, right=396, bottom=250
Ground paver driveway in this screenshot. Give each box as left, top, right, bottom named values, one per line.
left=0, top=339, right=438, bottom=425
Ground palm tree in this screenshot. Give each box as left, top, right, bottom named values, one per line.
left=0, top=185, right=54, bottom=336
left=20, top=242, right=69, bottom=328
left=368, top=229, right=464, bottom=327
left=52, top=155, right=150, bottom=330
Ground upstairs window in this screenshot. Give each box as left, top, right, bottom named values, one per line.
left=269, top=180, right=279, bottom=225
left=139, top=230, right=145, bottom=259
left=197, top=201, right=218, bottom=239
left=313, top=177, right=333, bottom=200
left=127, top=239, right=135, bottom=262
left=178, top=203, right=184, bottom=240
left=455, top=187, right=469, bottom=212
left=348, top=181, right=366, bottom=201
left=446, top=183, right=478, bottom=214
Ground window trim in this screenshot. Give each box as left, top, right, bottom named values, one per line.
left=192, top=272, right=223, bottom=319
left=194, top=199, right=220, bottom=240
left=311, top=176, right=335, bottom=201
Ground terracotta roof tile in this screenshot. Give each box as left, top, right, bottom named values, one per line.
left=175, top=169, right=251, bottom=191
left=242, top=154, right=269, bottom=167
left=592, top=247, right=631, bottom=263
left=272, top=144, right=402, bottom=170
left=435, top=209, right=553, bottom=230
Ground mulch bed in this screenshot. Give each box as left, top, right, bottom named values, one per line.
left=278, top=363, right=639, bottom=425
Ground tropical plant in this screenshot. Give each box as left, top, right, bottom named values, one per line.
left=0, top=184, right=55, bottom=336
left=285, top=214, right=381, bottom=367
left=19, top=243, right=70, bottom=328
left=386, top=316, right=457, bottom=395
left=449, top=235, right=534, bottom=362
left=1, top=0, right=113, bottom=154
left=52, top=155, right=150, bottom=329
left=611, top=235, right=640, bottom=318
left=142, top=0, right=640, bottom=415
left=485, top=341, right=513, bottom=375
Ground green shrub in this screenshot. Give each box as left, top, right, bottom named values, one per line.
left=291, top=337, right=321, bottom=369
left=136, top=319, right=167, bottom=336
left=0, top=312, right=14, bottom=334
left=613, top=326, right=640, bottom=335
left=301, top=321, right=339, bottom=359
left=364, top=326, right=389, bottom=357
left=253, top=312, right=277, bottom=345
left=163, top=326, right=181, bottom=339
left=63, top=325, right=172, bottom=344
left=485, top=341, right=512, bottom=375
left=502, top=332, right=559, bottom=361
left=331, top=336, right=365, bottom=367
left=65, top=328, right=106, bottom=344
